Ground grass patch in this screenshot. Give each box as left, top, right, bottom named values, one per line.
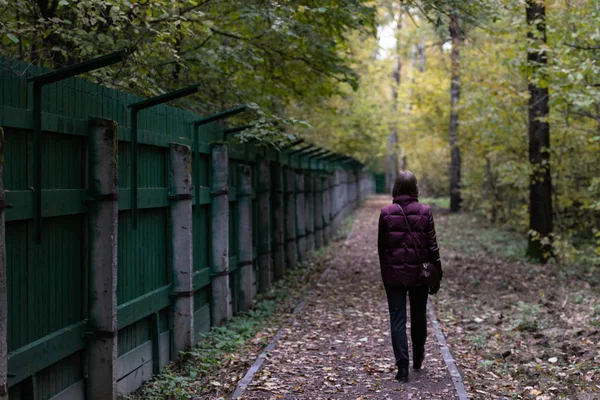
left=335, top=213, right=357, bottom=240
left=437, top=212, right=599, bottom=283
left=420, top=196, right=450, bottom=209
left=436, top=213, right=528, bottom=262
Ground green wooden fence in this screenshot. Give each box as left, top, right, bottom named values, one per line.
left=0, top=55, right=374, bottom=400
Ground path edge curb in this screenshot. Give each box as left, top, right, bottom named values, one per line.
left=427, top=300, right=470, bottom=400
left=230, top=217, right=358, bottom=399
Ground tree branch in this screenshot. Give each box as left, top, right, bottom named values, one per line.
left=565, top=43, right=600, bottom=51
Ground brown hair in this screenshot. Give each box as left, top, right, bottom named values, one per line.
left=392, top=170, right=419, bottom=197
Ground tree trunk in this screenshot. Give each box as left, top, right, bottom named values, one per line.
left=449, top=13, right=462, bottom=213
left=526, top=0, right=553, bottom=263
left=386, top=8, right=403, bottom=193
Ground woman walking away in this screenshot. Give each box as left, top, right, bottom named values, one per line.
left=377, top=170, right=443, bottom=382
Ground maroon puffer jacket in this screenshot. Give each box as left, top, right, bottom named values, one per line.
left=377, top=195, right=442, bottom=287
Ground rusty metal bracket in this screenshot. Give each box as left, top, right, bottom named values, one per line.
left=237, top=260, right=253, bottom=267
left=84, top=193, right=119, bottom=204
left=0, top=198, right=10, bottom=210
left=170, top=290, right=194, bottom=297
left=86, top=329, right=117, bottom=338
left=168, top=193, right=193, bottom=201
left=210, top=187, right=229, bottom=197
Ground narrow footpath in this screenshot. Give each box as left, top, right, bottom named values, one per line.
left=237, top=197, right=459, bottom=399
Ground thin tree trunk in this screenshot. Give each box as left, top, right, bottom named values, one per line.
left=418, top=35, right=426, bottom=73
left=526, top=0, right=553, bottom=263
left=449, top=13, right=462, bottom=213
left=387, top=8, right=403, bottom=192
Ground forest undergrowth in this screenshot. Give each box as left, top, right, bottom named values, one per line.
left=428, top=202, right=600, bottom=399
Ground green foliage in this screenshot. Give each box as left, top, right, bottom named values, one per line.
left=2, top=0, right=599, bottom=263
left=290, top=28, right=395, bottom=163
left=372, top=0, right=600, bottom=266
left=466, top=333, right=486, bottom=347
left=478, top=359, right=495, bottom=370
left=0, top=0, right=376, bottom=147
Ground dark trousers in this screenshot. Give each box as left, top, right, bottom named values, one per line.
left=384, top=285, right=429, bottom=367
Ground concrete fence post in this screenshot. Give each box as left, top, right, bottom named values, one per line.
left=331, top=171, right=342, bottom=236
left=329, top=172, right=337, bottom=234
left=271, top=162, right=285, bottom=281
left=322, top=175, right=330, bottom=246
left=340, top=171, right=346, bottom=220
left=237, top=165, right=253, bottom=312
left=284, top=167, right=298, bottom=269
left=356, top=171, right=361, bottom=206
left=357, top=172, right=363, bottom=204
left=257, top=160, right=272, bottom=292
left=313, top=174, right=323, bottom=249
left=210, top=143, right=231, bottom=326
left=353, top=172, right=357, bottom=207
left=344, top=171, right=349, bottom=215
left=294, top=170, right=306, bottom=262
left=346, top=171, right=351, bottom=215
left=350, top=171, right=355, bottom=211
left=87, top=118, right=119, bottom=400
left=0, top=128, right=7, bottom=400
left=305, top=174, right=315, bottom=252
left=340, top=171, right=345, bottom=222
left=340, top=171, right=345, bottom=225
left=169, top=143, right=194, bottom=353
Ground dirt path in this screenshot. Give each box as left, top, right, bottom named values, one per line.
left=240, top=197, right=458, bottom=399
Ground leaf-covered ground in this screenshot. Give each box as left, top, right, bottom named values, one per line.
left=239, top=197, right=457, bottom=399
left=128, top=195, right=600, bottom=400
left=428, top=200, right=600, bottom=399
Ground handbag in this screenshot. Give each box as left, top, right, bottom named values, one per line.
left=396, top=204, right=442, bottom=287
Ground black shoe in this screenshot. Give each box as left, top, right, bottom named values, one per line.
left=395, top=366, right=409, bottom=382
left=413, top=355, right=424, bottom=371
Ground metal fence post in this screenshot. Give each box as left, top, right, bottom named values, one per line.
left=284, top=167, right=298, bottom=269
left=87, top=118, right=119, bottom=400
left=271, top=161, right=285, bottom=281
left=169, top=143, right=194, bottom=353
left=257, top=160, right=272, bottom=292
left=294, top=170, right=306, bottom=262
left=237, top=165, right=253, bottom=312
left=211, top=143, right=232, bottom=326
left=0, top=128, right=7, bottom=400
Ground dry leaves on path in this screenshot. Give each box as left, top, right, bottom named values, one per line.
left=240, top=197, right=457, bottom=399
